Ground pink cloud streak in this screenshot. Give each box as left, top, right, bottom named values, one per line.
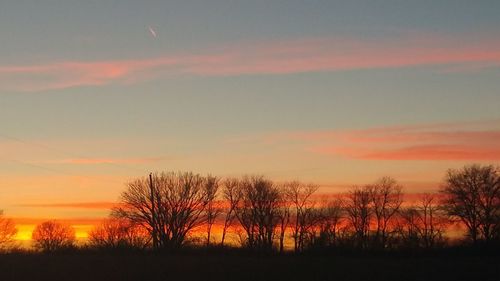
left=363, top=145, right=500, bottom=161
left=1, top=34, right=500, bottom=91
left=53, top=157, right=165, bottom=165
left=0, top=55, right=226, bottom=91
left=314, top=144, right=500, bottom=161
left=17, top=201, right=118, bottom=210
left=262, top=120, right=500, bottom=161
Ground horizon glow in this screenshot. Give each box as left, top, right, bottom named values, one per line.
left=1, top=1, right=499, bottom=240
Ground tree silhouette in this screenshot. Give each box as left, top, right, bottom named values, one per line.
left=113, top=171, right=215, bottom=249
left=417, top=194, right=448, bottom=248
left=205, top=175, right=221, bottom=246
left=234, top=176, right=281, bottom=251
left=220, top=178, right=241, bottom=246
left=398, top=194, right=447, bottom=248
left=441, top=164, right=500, bottom=243
left=88, top=218, right=149, bottom=250
left=285, top=181, right=319, bottom=252
left=369, top=177, right=403, bottom=248
left=345, top=186, right=372, bottom=249
left=32, top=220, right=75, bottom=252
left=0, top=210, right=17, bottom=249
left=276, top=186, right=291, bottom=253
left=316, top=198, right=345, bottom=248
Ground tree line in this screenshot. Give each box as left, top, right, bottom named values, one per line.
left=0, top=164, right=498, bottom=253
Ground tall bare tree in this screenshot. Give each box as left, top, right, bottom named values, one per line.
left=398, top=207, right=421, bottom=248
left=113, top=171, right=214, bottom=249
left=205, top=175, right=221, bottom=246
left=419, top=194, right=447, bottom=247
left=286, top=181, right=319, bottom=252
left=369, top=177, right=403, bottom=248
left=441, top=164, right=500, bottom=243
left=316, top=198, right=345, bottom=247
left=220, top=178, right=241, bottom=246
left=398, top=194, right=447, bottom=248
left=345, top=186, right=372, bottom=248
left=234, top=176, right=281, bottom=251
left=276, top=185, right=291, bottom=253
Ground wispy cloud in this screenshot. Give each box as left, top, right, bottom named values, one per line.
left=313, top=144, right=500, bottom=161
left=257, top=120, right=500, bottom=161
left=17, top=201, right=118, bottom=210
left=0, top=55, right=226, bottom=92
left=1, top=33, right=500, bottom=92
left=52, top=157, right=165, bottom=165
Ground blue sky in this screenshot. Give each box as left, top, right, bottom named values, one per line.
left=0, top=1, right=499, bottom=225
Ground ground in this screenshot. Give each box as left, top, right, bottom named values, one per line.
left=0, top=252, right=498, bottom=281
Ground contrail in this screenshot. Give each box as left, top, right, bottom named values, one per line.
left=148, top=26, right=157, bottom=38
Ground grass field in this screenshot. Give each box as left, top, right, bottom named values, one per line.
left=1, top=251, right=499, bottom=281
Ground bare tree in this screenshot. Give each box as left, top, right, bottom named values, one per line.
left=0, top=210, right=17, bottom=249
left=418, top=194, right=447, bottom=248
left=300, top=207, right=327, bottom=250
left=286, top=181, right=319, bottom=252
left=398, top=207, right=421, bottom=248
left=205, top=175, right=221, bottom=246
left=441, top=164, right=500, bottom=243
left=32, top=220, right=75, bottom=252
left=220, top=178, right=241, bottom=246
left=345, top=186, right=372, bottom=248
left=316, top=198, right=345, bottom=247
left=234, top=175, right=281, bottom=251
left=113, top=171, right=214, bottom=249
left=369, top=177, right=403, bottom=248
left=88, top=218, right=149, bottom=250
left=398, top=194, right=447, bottom=248
left=276, top=185, right=291, bottom=253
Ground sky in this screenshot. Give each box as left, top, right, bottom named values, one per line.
left=0, top=0, right=500, bottom=240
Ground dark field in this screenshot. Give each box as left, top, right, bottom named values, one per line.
left=1, top=252, right=499, bottom=281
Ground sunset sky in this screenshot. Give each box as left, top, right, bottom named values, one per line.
left=1, top=0, right=499, bottom=240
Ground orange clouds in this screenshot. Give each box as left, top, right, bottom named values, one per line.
left=264, top=120, right=500, bottom=161
left=1, top=34, right=500, bottom=91
left=54, top=157, right=164, bottom=165
left=17, top=202, right=118, bottom=210
left=364, top=145, right=500, bottom=161
left=0, top=55, right=225, bottom=92
left=316, top=145, right=500, bottom=161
